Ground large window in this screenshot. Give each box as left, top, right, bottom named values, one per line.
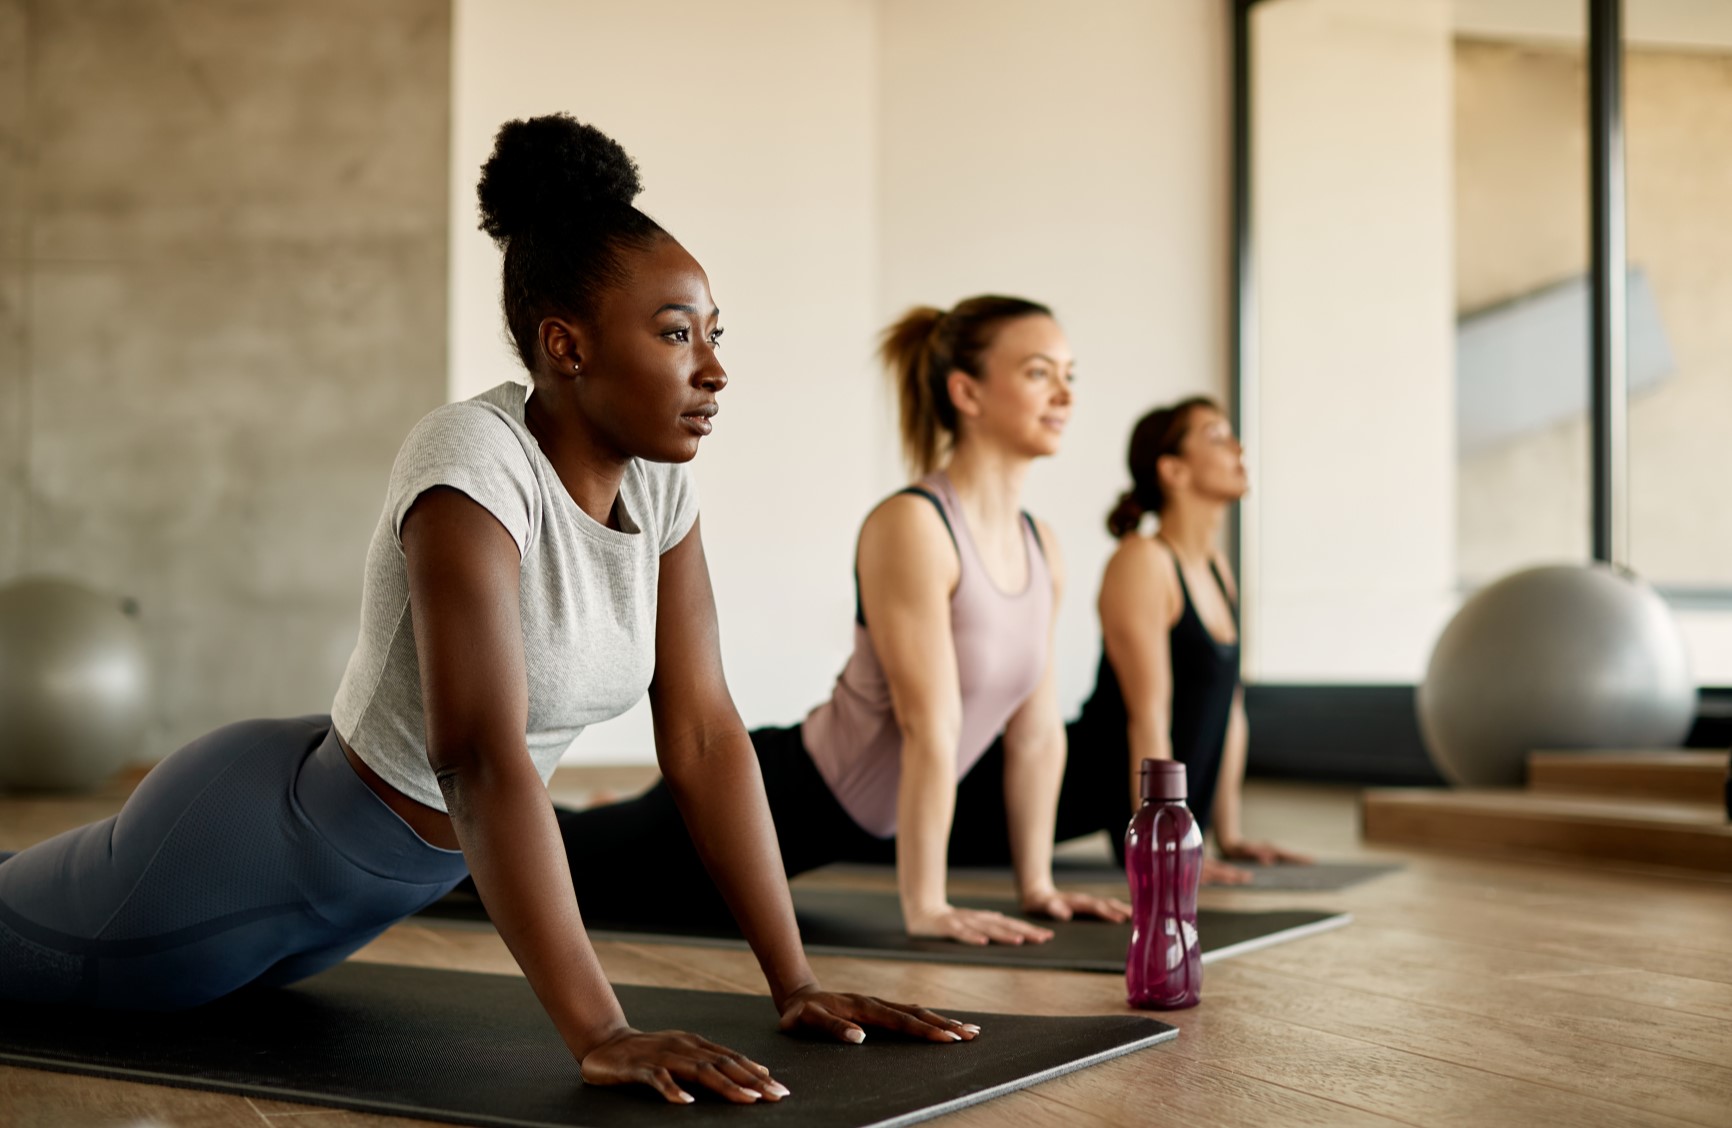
left=1451, top=11, right=1592, bottom=585
left=1624, top=3, right=1732, bottom=597
left=1246, top=0, right=1586, bottom=682
left=1244, top=0, right=1732, bottom=685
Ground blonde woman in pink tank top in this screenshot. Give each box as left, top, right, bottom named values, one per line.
left=804, top=297, right=1131, bottom=944
left=552, top=296, right=1128, bottom=946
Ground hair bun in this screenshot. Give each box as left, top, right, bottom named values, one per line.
left=477, top=114, right=643, bottom=245
left=1106, top=489, right=1145, bottom=538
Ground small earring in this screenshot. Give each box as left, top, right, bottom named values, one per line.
left=572, top=361, right=582, bottom=373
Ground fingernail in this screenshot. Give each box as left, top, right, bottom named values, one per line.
left=766, top=1082, right=791, bottom=1097
left=742, top=1089, right=762, bottom=1100
left=678, top=1092, right=695, bottom=1104
left=945, top=1031, right=961, bottom=1041
left=845, top=1028, right=866, bottom=1044
left=962, top=1024, right=981, bottom=1034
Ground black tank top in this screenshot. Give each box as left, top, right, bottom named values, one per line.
left=1075, top=544, right=1240, bottom=835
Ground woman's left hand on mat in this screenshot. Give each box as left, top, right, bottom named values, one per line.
left=1218, top=838, right=1313, bottom=865
left=777, top=986, right=980, bottom=1044
left=1021, top=888, right=1132, bottom=923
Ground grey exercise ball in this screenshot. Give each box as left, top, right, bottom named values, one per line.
left=1418, top=564, right=1696, bottom=787
left=0, top=576, right=151, bottom=791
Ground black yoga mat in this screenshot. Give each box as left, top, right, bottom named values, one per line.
left=0, top=962, right=1176, bottom=1128
left=946, top=858, right=1403, bottom=891
left=421, top=889, right=1349, bottom=973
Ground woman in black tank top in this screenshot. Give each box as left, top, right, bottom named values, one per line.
left=943, top=398, right=1309, bottom=882
left=1073, top=537, right=1239, bottom=845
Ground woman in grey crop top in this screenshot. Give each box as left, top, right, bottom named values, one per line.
left=0, top=115, right=975, bottom=1105
left=552, top=296, right=1131, bottom=945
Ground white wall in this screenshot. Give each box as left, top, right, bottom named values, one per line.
left=877, top=0, right=1229, bottom=714
left=450, top=0, right=1230, bottom=760
left=1249, top=0, right=1460, bottom=682
left=451, top=0, right=887, bottom=759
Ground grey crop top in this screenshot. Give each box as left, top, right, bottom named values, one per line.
left=331, top=381, right=698, bottom=810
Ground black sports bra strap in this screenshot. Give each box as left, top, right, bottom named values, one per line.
left=1208, top=559, right=1239, bottom=617
left=1021, top=511, right=1046, bottom=559
left=898, top=486, right=958, bottom=552
left=1155, top=534, right=1194, bottom=604
left=855, top=486, right=961, bottom=627
left=1158, top=537, right=1240, bottom=624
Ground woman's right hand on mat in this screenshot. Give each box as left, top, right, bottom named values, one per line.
left=1022, top=887, right=1133, bottom=923
left=579, top=1028, right=789, bottom=1106
left=1201, top=857, right=1253, bottom=885
left=1219, top=837, right=1314, bottom=866
left=904, top=904, right=1055, bottom=946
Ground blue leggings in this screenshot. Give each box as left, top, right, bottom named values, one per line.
left=0, top=716, right=468, bottom=1010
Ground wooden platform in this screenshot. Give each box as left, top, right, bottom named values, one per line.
left=5, top=774, right=1732, bottom=1126
left=1364, top=748, right=1731, bottom=875
left=1529, top=750, right=1728, bottom=804
left=1361, top=788, right=1732, bottom=873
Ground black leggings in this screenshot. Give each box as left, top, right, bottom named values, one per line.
left=828, top=718, right=1132, bottom=869
left=554, top=725, right=883, bottom=925
left=552, top=719, right=1137, bottom=928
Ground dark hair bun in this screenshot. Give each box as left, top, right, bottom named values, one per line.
left=477, top=114, right=643, bottom=245
left=1106, top=490, right=1145, bottom=538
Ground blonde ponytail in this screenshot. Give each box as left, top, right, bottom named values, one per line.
left=878, top=306, right=948, bottom=477
left=878, top=295, right=1054, bottom=477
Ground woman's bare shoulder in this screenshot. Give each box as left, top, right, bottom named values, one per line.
left=1101, top=534, right=1180, bottom=607
left=857, top=489, right=961, bottom=590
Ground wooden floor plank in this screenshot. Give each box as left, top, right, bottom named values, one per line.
left=1505, top=966, right=1732, bottom=1022
left=1013, top=1059, right=1418, bottom=1128
left=1252, top=923, right=1732, bottom=1057
left=1344, top=902, right=1732, bottom=985
left=1218, top=1044, right=1703, bottom=1128
left=1213, top=964, right=1732, bottom=1126
left=0, top=1063, right=271, bottom=1127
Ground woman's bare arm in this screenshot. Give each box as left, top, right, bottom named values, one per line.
left=1098, top=537, right=1180, bottom=811
left=858, top=496, right=1051, bottom=945
left=999, top=519, right=1129, bottom=923
left=403, top=489, right=650, bottom=1073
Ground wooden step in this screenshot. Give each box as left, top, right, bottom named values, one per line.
left=1528, top=749, right=1728, bottom=803
left=1361, top=788, right=1732, bottom=874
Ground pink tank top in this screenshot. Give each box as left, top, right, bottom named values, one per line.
left=801, top=471, right=1054, bottom=837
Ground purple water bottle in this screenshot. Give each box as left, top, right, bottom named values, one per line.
left=1125, top=759, right=1202, bottom=1010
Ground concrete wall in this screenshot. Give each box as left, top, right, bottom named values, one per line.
left=0, top=0, right=451, bottom=763
left=450, top=0, right=1230, bottom=761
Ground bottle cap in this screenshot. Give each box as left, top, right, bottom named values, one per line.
left=1140, top=758, right=1187, bottom=801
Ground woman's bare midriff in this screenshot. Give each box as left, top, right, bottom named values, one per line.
left=337, top=733, right=463, bottom=850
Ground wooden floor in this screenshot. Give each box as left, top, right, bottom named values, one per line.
left=3, top=770, right=1731, bottom=1128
